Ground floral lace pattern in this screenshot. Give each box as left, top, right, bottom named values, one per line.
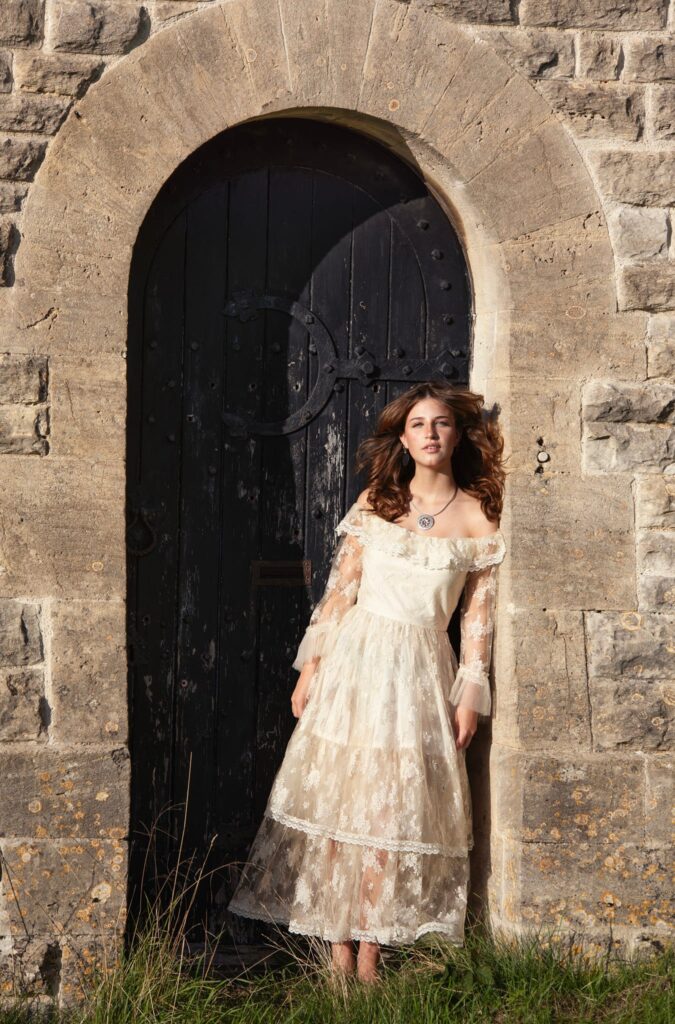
left=228, top=501, right=506, bottom=945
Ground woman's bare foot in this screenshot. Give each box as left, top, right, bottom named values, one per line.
left=331, top=939, right=356, bottom=975
left=357, top=940, right=381, bottom=983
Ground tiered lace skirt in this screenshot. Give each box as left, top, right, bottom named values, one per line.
left=227, top=603, right=474, bottom=945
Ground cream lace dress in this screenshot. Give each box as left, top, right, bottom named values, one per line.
left=227, top=501, right=507, bottom=946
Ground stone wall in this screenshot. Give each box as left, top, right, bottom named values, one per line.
left=0, top=0, right=672, bottom=1006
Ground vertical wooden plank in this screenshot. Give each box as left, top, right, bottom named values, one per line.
left=348, top=190, right=391, bottom=498
left=129, top=211, right=187, bottom=893
left=254, top=164, right=314, bottom=812
left=172, top=184, right=229, bottom=865
left=305, top=170, right=353, bottom=599
left=215, top=169, right=269, bottom=852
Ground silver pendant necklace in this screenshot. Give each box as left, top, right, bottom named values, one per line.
left=409, top=485, right=458, bottom=531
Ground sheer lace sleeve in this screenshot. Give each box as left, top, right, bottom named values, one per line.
left=291, top=503, right=367, bottom=672
left=448, top=531, right=506, bottom=718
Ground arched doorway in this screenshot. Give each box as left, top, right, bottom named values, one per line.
left=125, top=116, right=472, bottom=944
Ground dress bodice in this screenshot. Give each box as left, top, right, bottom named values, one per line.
left=336, top=504, right=506, bottom=631
left=292, top=500, right=507, bottom=719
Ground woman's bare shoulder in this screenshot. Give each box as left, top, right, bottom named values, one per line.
left=459, top=491, right=500, bottom=539
left=356, top=488, right=375, bottom=511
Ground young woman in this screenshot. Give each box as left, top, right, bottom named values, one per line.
left=227, top=380, right=507, bottom=983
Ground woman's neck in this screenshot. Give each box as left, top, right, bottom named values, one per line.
left=408, top=465, right=458, bottom=504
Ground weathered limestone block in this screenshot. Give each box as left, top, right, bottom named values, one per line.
left=590, top=151, right=675, bottom=205
left=0, top=183, right=29, bottom=213
left=502, top=608, right=592, bottom=748
left=588, top=676, right=673, bottom=750
left=583, top=380, right=675, bottom=471
left=0, top=0, right=44, bottom=46
left=14, top=52, right=104, bottom=96
left=473, top=27, right=575, bottom=78
left=420, top=0, right=512, bottom=21
left=0, top=748, right=129, bottom=838
left=583, top=422, right=675, bottom=472
left=0, top=839, right=126, bottom=935
left=637, top=529, right=675, bottom=575
left=502, top=838, right=672, bottom=930
left=635, top=473, right=675, bottom=529
left=358, top=5, right=479, bottom=138
left=0, top=94, right=71, bottom=133
left=0, top=930, right=120, bottom=1003
left=645, top=754, right=673, bottom=846
left=0, top=668, right=46, bottom=741
left=520, top=0, right=668, bottom=30
left=509, top=475, right=635, bottom=608
left=623, top=37, right=675, bottom=81
left=494, top=210, right=615, bottom=313
left=0, top=458, right=125, bottom=599
left=50, top=0, right=145, bottom=55
left=494, top=749, right=644, bottom=844
left=0, top=404, right=49, bottom=453
left=46, top=351, right=125, bottom=458
left=586, top=610, right=675, bottom=679
left=647, top=314, right=675, bottom=378
left=636, top=484, right=675, bottom=607
left=151, top=2, right=204, bottom=26
left=0, top=135, right=47, bottom=180
left=503, top=378, right=584, bottom=475
left=500, top=311, right=647, bottom=380
left=636, top=526, right=675, bottom=608
left=0, top=353, right=47, bottom=403
left=460, top=119, right=602, bottom=242
left=620, top=263, right=675, bottom=313
left=0, top=601, right=42, bottom=666
left=534, top=81, right=644, bottom=140
left=51, top=600, right=126, bottom=744
left=577, top=32, right=622, bottom=79
left=583, top=380, right=675, bottom=423
left=639, top=576, right=675, bottom=609
left=653, top=84, right=675, bottom=140
left=606, top=205, right=669, bottom=261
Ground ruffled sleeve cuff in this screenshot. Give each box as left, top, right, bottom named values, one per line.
left=291, top=621, right=340, bottom=672
left=448, top=664, right=492, bottom=717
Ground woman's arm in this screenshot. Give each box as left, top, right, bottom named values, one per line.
left=292, top=527, right=365, bottom=672
left=449, top=559, right=499, bottom=718
left=290, top=501, right=366, bottom=717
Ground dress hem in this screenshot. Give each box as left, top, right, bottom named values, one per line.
left=226, top=899, right=465, bottom=948
left=265, top=808, right=473, bottom=857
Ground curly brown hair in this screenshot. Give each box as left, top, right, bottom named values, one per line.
left=354, top=381, right=507, bottom=524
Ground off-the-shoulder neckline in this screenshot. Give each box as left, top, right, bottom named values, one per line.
left=353, top=503, right=503, bottom=544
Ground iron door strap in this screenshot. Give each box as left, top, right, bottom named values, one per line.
left=223, top=288, right=469, bottom=438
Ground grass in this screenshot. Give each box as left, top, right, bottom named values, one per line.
left=1, top=911, right=672, bottom=1024
left=1, top=771, right=672, bottom=1023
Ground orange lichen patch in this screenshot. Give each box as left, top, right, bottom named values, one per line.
left=620, top=611, right=642, bottom=630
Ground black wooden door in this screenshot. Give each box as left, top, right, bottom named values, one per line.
left=126, top=118, right=471, bottom=944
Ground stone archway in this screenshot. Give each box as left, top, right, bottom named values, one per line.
left=6, top=0, right=626, bottom=961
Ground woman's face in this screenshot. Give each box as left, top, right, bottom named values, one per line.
left=399, top=397, right=460, bottom=467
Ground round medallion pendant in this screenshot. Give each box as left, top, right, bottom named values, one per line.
left=417, top=514, right=435, bottom=531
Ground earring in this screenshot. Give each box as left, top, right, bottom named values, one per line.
left=401, top=443, right=410, bottom=467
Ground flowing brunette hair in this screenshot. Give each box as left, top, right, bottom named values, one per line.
left=354, top=381, right=507, bottom=524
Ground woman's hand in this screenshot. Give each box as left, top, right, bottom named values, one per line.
left=452, top=706, right=478, bottom=750
left=291, top=663, right=316, bottom=719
